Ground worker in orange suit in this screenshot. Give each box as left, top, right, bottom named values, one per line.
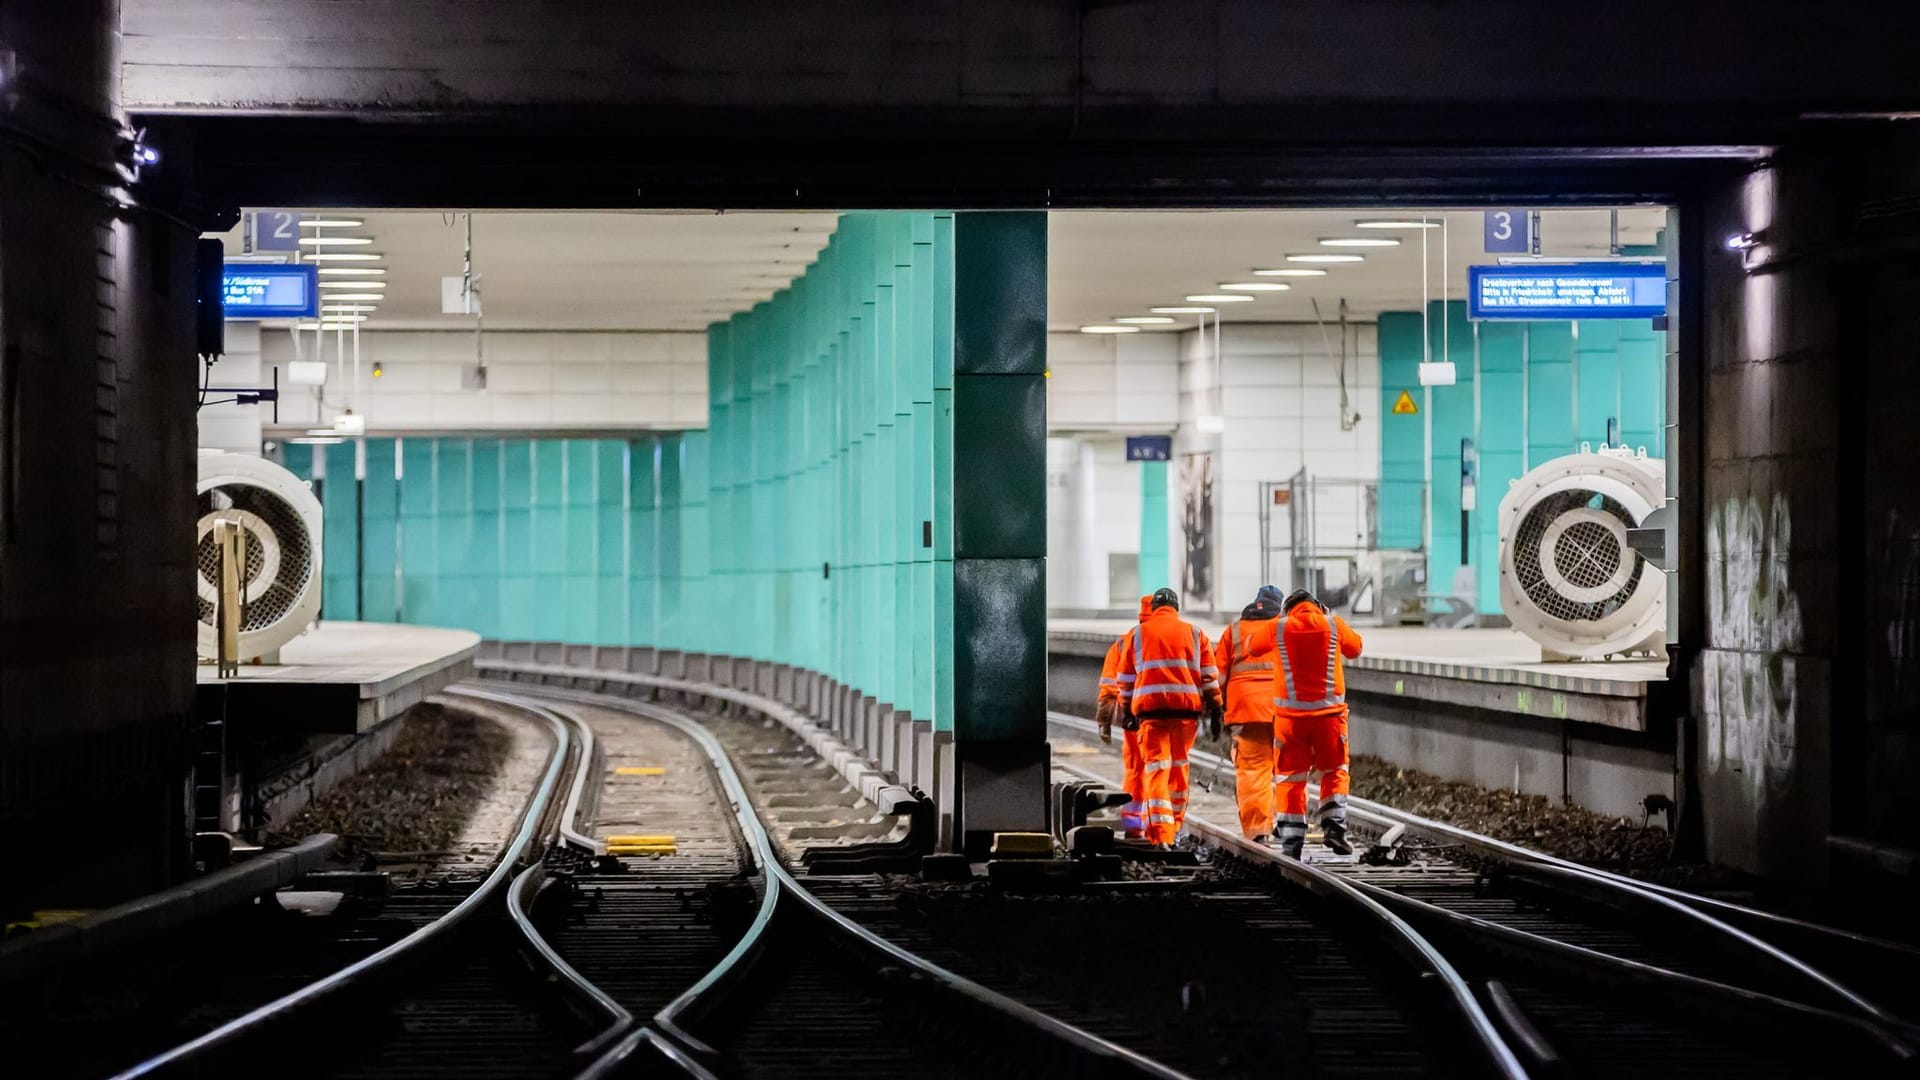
left=1095, top=596, right=1156, bottom=839
left=1217, top=585, right=1285, bottom=842
left=1115, top=588, right=1224, bottom=847
left=1272, top=588, right=1364, bottom=858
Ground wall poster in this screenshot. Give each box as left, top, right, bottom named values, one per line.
left=1177, top=451, right=1215, bottom=611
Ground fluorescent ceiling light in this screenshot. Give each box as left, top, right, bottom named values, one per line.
left=1219, top=282, right=1290, bottom=291
left=1113, top=316, right=1176, bottom=324
left=1185, top=294, right=1255, bottom=303
left=318, top=267, right=386, bottom=275
left=294, top=322, right=323, bottom=331
left=289, top=436, right=346, bottom=445
left=1320, top=237, right=1401, bottom=247
left=1151, top=306, right=1216, bottom=314
left=1252, top=268, right=1328, bottom=277
left=319, top=281, right=386, bottom=289
left=1285, top=254, right=1364, bottom=264
left=306, top=252, right=384, bottom=262
left=1080, top=324, right=1140, bottom=334
left=299, top=218, right=365, bottom=228
left=322, top=304, right=378, bottom=313
left=1354, top=218, right=1440, bottom=229
left=297, top=236, right=375, bottom=246
left=320, top=293, right=383, bottom=301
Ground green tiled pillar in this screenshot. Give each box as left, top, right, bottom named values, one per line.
left=1139, top=461, right=1169, bottom=594
left=470, top=439, right=502, bottom=638
left=948, top=211, right=1049, bottom=853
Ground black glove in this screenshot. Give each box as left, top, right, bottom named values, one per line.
left=1120, top=706, right=1141, bottom=732
left=1095, top=702, right=1114, bottom=745
left=1206, top=704, right=1224, bottom=742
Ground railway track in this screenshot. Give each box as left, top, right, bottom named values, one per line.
left=0, top=690, right=618, bottom=1080
left=489, top=683, right=1186, bottom=1078
left=481, top=665, right=1528, bottom=1079
left=1047, top=711, right=1920, bottom=1076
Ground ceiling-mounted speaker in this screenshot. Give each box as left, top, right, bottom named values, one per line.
left=195, top=450, right=323, bottom=663
left=1497, top=446, right=1666, bottom=662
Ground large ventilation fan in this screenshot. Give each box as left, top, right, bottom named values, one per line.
left=196, top=450, right=323, bottom=663
left=1497, top=447, right=1666, bottom=662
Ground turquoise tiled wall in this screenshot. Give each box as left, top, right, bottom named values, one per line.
left=1378, top=300, right=1666, bottom=615
left=288, top=211, right=967, bottom=732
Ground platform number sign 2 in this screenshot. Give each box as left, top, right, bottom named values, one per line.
left=1484, top=209, right=1529, bottom=254
left=254, top=211, right=301, bottom=252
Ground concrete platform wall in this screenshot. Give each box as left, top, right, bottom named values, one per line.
left=1349, top=694, right=1675, bottom=824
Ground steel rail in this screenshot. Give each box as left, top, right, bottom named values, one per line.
left=1050, top=757, right=1530, bottom=1080
left=1050, top=709, right=1916, bottom=1032
left=497, top=681, right=1195, bottom=1080
left=112, top=688, right=580, bottom=1079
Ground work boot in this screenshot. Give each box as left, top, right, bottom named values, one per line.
left=1277, top=836, right=1303, bottom=859
left=1323, top=820, right=1353, bottom=856
left=1250, top=834, right=1271, bottom=845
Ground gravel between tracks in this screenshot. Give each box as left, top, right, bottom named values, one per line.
left=1346, top=753, right=1675, bottom=873
left=264, top=699, right=520, bottom=862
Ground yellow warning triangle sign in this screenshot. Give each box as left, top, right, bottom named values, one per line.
left=1392, top=390, right=1419, bottom=415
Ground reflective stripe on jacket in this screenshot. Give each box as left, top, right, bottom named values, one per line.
left=1117, top=607, right=1223, bottom=719
left=1217, top=617, right=1279, bottom=727
left=1272, top=606, right=1363, bottom=718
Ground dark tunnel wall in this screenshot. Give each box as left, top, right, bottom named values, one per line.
left=0, top=1, right=199, bottom=914
left=1693, top=130, right=1920, bottom=889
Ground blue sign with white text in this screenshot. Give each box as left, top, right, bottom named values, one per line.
left=222, top=264, right=318, bottom=319
left=1483, top=209, right=1529, bottom=253
left=1126, top=436, right=1172, bottom=462
left=1468, top=263, right=1666, bottom=321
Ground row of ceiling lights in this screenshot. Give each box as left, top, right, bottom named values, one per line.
left=289, top=218, right=389, bottom=330
left=1079, top=218, right=1439, bottom=334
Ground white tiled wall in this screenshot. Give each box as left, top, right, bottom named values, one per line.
left=1180, top=324, right=1382, bottom=610
left=1044, top=324, right=1383, bottom=615
left=257, top=329, right=709, bottom=434
left=1047, top=331, right=1180, bottom=430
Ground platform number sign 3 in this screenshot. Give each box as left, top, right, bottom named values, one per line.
left=254, top=211, right=301, bottom=252
left=1484, top=209, right=1529, bottom=254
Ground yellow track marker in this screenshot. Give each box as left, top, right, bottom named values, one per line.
left=614, top=766, right=666, bottom=776
left=608, top=844, right=678, bottom=856
left=1054, top=746, right=1099, bottom=755
left=604, top=834, right=675, bottom=845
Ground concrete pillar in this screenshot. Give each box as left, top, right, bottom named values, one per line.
left=0, top=0, right=199, bottom=910
left=949, top=212, right=1050, bottom=855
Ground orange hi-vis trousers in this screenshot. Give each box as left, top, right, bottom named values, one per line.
left=1139, top=717, right=1197, bottom=844
left=1273, top=711, right=1351, bottom=847
left=1119, top=728, right=1146, bottom=837
left=1231, top=722, right=1276, bottom=839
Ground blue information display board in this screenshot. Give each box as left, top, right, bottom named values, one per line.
left=222, top=264, right=318, bottom=319
left=1126, top=435, right=1172, bottom=462
left=1468, top=263, right=1666, bottom=320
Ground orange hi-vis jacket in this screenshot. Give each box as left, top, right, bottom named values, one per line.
left=1216, top=617, right=1280, bottom=728
left=1097, top=596, right=1156, bottom=723
left=1117, top=606, right=1223, bottom=720
left=1272, top=604, right=1364, bottom=719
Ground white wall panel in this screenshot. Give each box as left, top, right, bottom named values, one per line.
left=261, top=329, right=707, bottom=433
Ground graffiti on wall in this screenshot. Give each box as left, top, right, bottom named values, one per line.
left=1883, top=510, right=1920, bottom=707
left=1702, top=495, right=1802, bottom=792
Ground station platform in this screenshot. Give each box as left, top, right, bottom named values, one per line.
left=195, top=621, right=480, bottom=733
left=1048, top=619, right=1677, bottom=820
left=1048, top=621, right=1666, bottom=731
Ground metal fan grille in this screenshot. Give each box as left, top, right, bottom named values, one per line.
left=1513, top=490, right=1644, bottom=623
left=195, top=484, right=313, bottom=631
